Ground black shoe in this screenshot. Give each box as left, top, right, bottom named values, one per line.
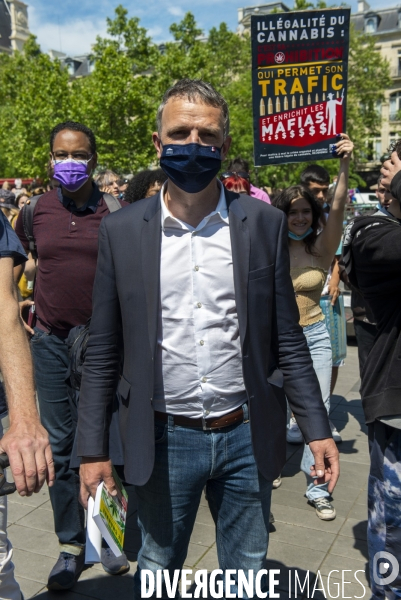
left=47, top=551, right=85, bottom=590
left=269, top=511, right=275, bottom=524
left=101, top=548, right=130, bottom=575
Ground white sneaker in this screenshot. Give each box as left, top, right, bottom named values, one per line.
left=330, top=421, right=342, bottom=443
left=286, top=417, right=303, bottom=444
left=272, top=475, right=282, bottom=489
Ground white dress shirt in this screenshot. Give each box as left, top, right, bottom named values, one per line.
left=153, top=181, right=247, bottom=419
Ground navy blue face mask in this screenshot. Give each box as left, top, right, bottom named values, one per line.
left=159, top=143, right=222, bottom=194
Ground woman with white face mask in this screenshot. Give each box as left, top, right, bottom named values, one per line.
left=272, top=133, right=354, bottom=522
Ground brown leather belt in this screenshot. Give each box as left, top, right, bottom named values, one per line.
left=154, top=405, right=245, bottom=431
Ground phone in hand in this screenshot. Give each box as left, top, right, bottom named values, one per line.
left=27, top=304, right=36, bottom=329
left=331, top=134, right=344, bottom=158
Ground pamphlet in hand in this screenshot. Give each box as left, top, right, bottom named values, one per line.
left=85, top=496, right=102, bottom=564
left=92, top=466, right=128, bottom=557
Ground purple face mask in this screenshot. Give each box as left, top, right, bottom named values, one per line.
left=52, top=159, right=90, bottom=192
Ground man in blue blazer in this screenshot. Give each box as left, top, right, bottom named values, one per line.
left=77, top=79, right=339, bottom=597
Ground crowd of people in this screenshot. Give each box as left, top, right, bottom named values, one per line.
left=0, top=78, right=399, bottom=600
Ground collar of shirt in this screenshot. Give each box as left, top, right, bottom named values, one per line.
left=57, top=182, right=102, bottom=213
left=160, top=180, right=228, bottom=232
left=378, top=205, right=401, bottom=224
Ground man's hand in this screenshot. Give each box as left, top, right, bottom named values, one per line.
left=308, top=437, right=340, bottom=494
left=0, top=416, right=55, bottom=496
left=381, top=151, right=401, bottom=190
left=79, top=457, right=117, bottom=510
left=19, top=299, right=34, bottom=335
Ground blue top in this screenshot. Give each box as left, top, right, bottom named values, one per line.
left=0, top=211, right=27, bottom=266
left=0, top=211, right=27, bottom=416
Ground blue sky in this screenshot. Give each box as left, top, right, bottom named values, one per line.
left=27, top=0, right=399, bottom=57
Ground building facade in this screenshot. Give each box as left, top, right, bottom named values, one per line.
left=352, top=0, right=401, bottom=169
left=237, top=1, right=290, bottom=31
left=47, top=49, right=93, bottom=78
left=0, top=0, right=30, bottom=54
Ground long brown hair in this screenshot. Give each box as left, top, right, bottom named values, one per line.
left=272, top=185, right=324, bottom=256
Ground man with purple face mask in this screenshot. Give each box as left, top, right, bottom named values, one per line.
left=15, top=121, right=129, bottom=591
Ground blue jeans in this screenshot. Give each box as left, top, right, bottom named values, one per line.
left=368, top=421, right=401, bottom=600
left=300, top=320, right=332, bottom=501
left=31, top=327, right=85, bottom=548
left=134, top=404, right=272, bottom=599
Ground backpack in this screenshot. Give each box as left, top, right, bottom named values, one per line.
left=22, top=192, right=122, bottom=259
left=22, top=191, right=123, bottom=389
left=342, top=212, right=401, bottom=290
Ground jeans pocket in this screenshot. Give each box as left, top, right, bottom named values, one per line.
left=30, top=329, right=47, bottom=345
left=154, top=423, right=167, bottom=444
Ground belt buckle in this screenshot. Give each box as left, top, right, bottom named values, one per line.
left=202, top=417, right=212, bottom=431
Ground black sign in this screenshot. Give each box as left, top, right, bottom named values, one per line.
left=252, top=8, right=350, bottom=165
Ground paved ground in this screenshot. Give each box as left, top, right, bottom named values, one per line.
left=7, top=342, right=372, bottom=599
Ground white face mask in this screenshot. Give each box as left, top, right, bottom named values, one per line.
left=53, top=157, right=91, bottom=166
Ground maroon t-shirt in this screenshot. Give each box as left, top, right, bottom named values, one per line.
left=15, top=187, right=127, bottom=337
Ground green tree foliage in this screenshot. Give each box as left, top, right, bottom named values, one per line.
left=0, top=36, right=70, bottom=178
left=70, top=6, right=159, bottom=173
left=0, top=4, right=391, bottom=188
left=347, top=24, right=391, bottom=161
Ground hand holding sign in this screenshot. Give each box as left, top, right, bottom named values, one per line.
left=333, top=133, right=353, bottom=160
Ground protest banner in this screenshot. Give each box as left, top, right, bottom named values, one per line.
left=251, top=8, right=350, bottom=165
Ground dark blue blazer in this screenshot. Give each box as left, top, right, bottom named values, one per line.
left=77, top=189, right=331, bottom=484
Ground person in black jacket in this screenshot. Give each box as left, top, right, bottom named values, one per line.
left=77, top=79, right=339, bottom=599
left=343, top=142, right=401, bottom=600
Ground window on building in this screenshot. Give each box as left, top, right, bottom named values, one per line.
left=65, top=61, right=75, bottom=76
left=365, top=17, right=377, bottom=33
left=398, top=11, right=401, bottom=29
left=366, top=138, right=382, bottom=161
left=375, top=139, right=382, bottom=160
left=360, top=99, right=382, bottom=117
left=389, top=92, right=401, bottom=121
left=389, top=132, right=401, bottom=151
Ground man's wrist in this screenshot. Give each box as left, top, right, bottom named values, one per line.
left=309, top=436, right=334, bottom=443
left=8, top=410, right=40, bottom=426
left=8, top=416, right=40, bottom=427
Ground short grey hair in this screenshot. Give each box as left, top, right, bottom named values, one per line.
left=94, top=169, right=118, bottom=190
left=156, top=78, right=230, bottom=138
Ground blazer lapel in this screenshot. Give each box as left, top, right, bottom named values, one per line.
left=226, top=190, right=250, bottom=349
left=141, top=194, right=162, bottom=358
